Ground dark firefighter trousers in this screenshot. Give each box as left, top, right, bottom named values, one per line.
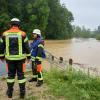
left=32, top=61, right=43, bottom=81
left=6, top=60, right=26, bottom=98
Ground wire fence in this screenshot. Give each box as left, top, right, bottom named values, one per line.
left=0, top=50, right=100, bottom=78
left=45, top=50, right=100, bottom=77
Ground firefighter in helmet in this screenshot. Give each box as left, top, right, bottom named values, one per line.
left=0, top=18, right=31, bottom=99
left=29, top=29, right=46, bottom=87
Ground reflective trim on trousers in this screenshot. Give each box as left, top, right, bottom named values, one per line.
left=33, top=75, right=37, bottom=78
left=31, top=56, right=35, bottom=61
left=37, top=77, right=43, bottom=80
left=7, top=79, right=15, bottom=83
left=36, top=56, right=42, bottom=61
left=18, top=78, right=26, bottom=83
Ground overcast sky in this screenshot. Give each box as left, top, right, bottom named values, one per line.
left=60, top=0, right=100, bottom=30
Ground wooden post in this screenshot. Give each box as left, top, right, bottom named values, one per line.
left=68, top=58, right=73, bottom=72
left=88, top=68, right=90, bottom=76
left=51, top=55, right=54, bottom=61
left=59, top=57, right=63, bottom=63
left=69, top=58, right=73, bottom=65
left=50, top=55, right=54, bottom=69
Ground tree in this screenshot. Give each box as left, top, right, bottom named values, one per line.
left=0, top=0, right=73, bottom=39
left=46, top=0, right=73, bottom=39
left=20, top=0, right=50, bottom=39
left=73, top=25, right=91, bottom=38
left=0, top=0, right=10, bottom=34
left=93, top=25, right=100, bottom=40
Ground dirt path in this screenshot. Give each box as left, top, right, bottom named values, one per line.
left=0, top=61, right=56, bottom=100
left=0, top=75, right=56, bottom=100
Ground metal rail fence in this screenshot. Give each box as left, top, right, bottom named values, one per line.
left=45, top=50, right=100, bottom=77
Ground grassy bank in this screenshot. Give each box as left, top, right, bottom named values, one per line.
left=44, top=68, right=100, bottom=100
left=0, top=67, right=100, bottom=100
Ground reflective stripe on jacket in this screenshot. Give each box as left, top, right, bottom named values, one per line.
left=1, top=26, right=31, bottom=60
left=31, top=38, right=46, bottom=60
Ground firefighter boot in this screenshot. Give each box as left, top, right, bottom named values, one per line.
left=36, top=80, right=43, bottom=87
left=19, top=83, right=26, bottom=99
left=28, top=78, right=37, bottom=82
left=6, top=83, right=14, bottom=98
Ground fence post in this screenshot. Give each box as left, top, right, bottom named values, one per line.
left=51, top=55, right=54, bottom=61
left=88, top=67, right=90, bottom=76
left=68, top=58, right=73, bottom=71
left=69, top=58, right=73, bottom=65
left=59, top=57, right=63, bottom=63
left=50, top=55, right=54, bottom=69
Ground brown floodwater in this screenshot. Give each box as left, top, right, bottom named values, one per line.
left=0, top=38, right=100, bottom=75
left=45, top=38, right=100, bottom=69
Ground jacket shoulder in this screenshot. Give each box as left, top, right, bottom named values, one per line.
left=40, top=40, right=45, bottom=45
left=3, top=30, right=9, bottom=36
left=3, top=30, right=26, bottom=37
left=20, top=31, right=26, bottom=37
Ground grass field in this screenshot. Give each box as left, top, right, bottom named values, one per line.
left=44, top=67, right=100, bottom=100
left=0, top=67, right=100, bottom=100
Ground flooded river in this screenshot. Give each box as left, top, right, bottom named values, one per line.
left=45, top=38, right=100, bottom=68
left=0, top=38, right=100, bottom=75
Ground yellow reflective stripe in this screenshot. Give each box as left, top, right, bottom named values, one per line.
left=4, top=32, right=29, bottom=60
left=5, top=57, right=26, bottom=60
left=31, top=56, right=35, bottom=59
left=38, top=44, right=44, bottom=48
left=33, top=75, right=37, bottom=78
left=7, top=79, right=15, bottom=83
left=36, top=56, right=42, bottom=61
left=18, top=33, right=22, bottom=56
left=26, top=54, right=31, bottom=57
left=0, top=54, right=4, bottom=57
left=6, top=55, right=26, bottom=58
left=24, top=37, right=28, bottom=42
left=5, top=32, right=22, bottom=56
left=5, top=54, right=30, bottom=60
left=6, top=34, right=10, bottom=56
left=6, top=54, right=26, bottom=57
left=5, top=54, right=26, bottom=60
left=31, top=56, right=35, bottom=61
left=3, top=32, right=8, bottom=36
left=38, top=78, right=43, bottom=80
left=32, top=58, right=35, bottom=61
left=0, top=38, right=3, bottom=43
left=18, top=78, right=26, bottom=83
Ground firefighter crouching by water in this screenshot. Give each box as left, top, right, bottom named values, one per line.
left=29, top=29, right=46, bottom=87
left=0, top=18, right=31, bottom=99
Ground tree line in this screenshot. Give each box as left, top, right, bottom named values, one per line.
left=73, top=25, right=100, bottom=40
left=0, top=0, right=73, bottom=39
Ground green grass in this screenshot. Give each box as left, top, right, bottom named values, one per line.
left=1, top=67, right=99, bottom=100
left=44, top=67, right=100, bottom=100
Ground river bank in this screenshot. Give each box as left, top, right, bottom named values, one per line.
left=0, top=67, right=100, bottom=100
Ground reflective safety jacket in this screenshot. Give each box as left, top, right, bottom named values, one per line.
left=0, top=27, right=31, bottom=60
left=30, top=38, right=46, bottom=61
